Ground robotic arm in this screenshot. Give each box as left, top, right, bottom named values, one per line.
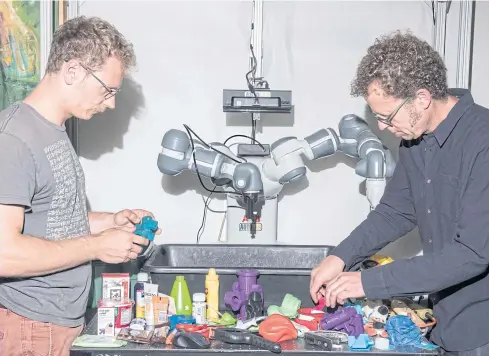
left=157, top=129, right=264, bottom=225
left=264, top=114, right=396, bottom=208
left=157, top=114, right=396, bottom=240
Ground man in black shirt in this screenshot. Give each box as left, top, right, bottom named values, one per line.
left=310, top=31, right=489, bottom=355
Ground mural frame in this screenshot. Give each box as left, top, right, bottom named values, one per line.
left=0, top=0, right=53, bottom=110
left=40, top=0, right=54, bottom=77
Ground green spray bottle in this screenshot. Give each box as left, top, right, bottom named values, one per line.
left=170, top=276, right=192, bottom=316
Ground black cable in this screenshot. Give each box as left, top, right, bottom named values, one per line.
left=246, top=44, right=258, bottom=104
left=197, top=188, right=215, bottom=243
left=183, top=125, right=228, bottom=195
left=183, top=124, right=244, bottom=164
left=223, top=134, right=264, bottom=149
left=201, top=194, right=244, bottom=212
left=197, top=188, right=245, bottom=244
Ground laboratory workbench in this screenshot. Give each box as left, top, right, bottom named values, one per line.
left=70, top=312, right=439, bottom=356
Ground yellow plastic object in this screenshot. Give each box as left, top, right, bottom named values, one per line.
left=205, top=268, right=220, bottom=321
left=369, top=255, right=394, bottom=265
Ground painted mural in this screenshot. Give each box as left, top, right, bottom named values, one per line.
left=0, top=0, right=40, bottom=110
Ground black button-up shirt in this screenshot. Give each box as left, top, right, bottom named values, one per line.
left=331, top=89, right=489, bottom=352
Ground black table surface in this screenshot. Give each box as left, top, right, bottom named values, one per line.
left=71, top=310, right=439, bottom=356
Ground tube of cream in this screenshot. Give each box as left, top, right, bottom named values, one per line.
left=152, top=295, right=169, bottom=325
left=144, top=283, right=158, bottom=330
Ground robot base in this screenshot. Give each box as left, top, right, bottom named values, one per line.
left=225, top=195, right=278, bottom=244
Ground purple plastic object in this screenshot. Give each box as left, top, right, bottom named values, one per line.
left=321, top=307, right=364, bottom=337
left=224, top=269, right=263, bottom=320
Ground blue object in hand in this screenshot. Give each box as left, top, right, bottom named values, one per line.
left=134, top=216, right=158, bottom=241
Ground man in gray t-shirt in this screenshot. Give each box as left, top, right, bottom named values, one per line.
left=0, top=17, right=158, bottom=356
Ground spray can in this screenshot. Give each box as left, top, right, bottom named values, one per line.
left=205, top=268, right=219, bottom=321
left=134, top=272, right=149, bottom=319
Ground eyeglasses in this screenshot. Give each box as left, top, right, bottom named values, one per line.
left=371, top=97, right=412, bottom=126
left=79, top=63, right=120, bottom=100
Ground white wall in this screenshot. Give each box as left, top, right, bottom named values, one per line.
left=472, top=0, right=489, bottom=108
left=77, top=1, right=480, bottom=259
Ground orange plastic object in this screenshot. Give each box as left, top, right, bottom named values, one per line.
left=364, top=323, right=388, bottom=338
left=176, top=324, right=210, bottom=339
left=258, top=314, right=298, bottom=343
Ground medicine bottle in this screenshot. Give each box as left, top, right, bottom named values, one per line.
left=192, top=293, right=207, bottom=325
left=134, top=272, right=149, bottom=319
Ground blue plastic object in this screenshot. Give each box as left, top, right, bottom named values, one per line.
left=134, top=216, right=158, bottom=241
left=384, top=315, right=438, bottom=350
left=169, top=315, right=196, bottom=330
left=348, top=334, right=374, bottom=351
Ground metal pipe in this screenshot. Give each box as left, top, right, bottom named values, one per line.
left=251, top=0, right=264, bottom=79
left=455, top=0, right=474, bottom=89
left=432, top=0, right=451, bottom=59
left=250, top=0, right=264, bottom=124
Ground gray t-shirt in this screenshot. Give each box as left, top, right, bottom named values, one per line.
left=0, top=102, right=91, bottom=327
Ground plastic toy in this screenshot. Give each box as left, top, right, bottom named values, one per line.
left=168, top=315, right=195, bottom=330
left=213, top=328, right=281, bottom=353
left=134, top=216, right=158, bottom=241
left=224, top=269, right=263, bottom=320
left=258, top=314, right=298, bottom=343
left=321, top=307, right=364, bottom=337
left=348, top=334, right=374, bottom=351
left=267, top=293, right=301, bottom=318
left=246, top=291, right=264, bottom=319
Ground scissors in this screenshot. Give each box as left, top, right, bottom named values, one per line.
left=213, top=328, right=282, bottom=354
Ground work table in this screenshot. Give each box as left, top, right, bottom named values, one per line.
left=70, top=311, right=439, bottom=356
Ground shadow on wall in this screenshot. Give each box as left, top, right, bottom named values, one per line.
left=77, top=77, right=146, bottom=160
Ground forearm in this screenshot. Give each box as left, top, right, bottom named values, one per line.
left=0, top=233, right=96, bottom=278
left=331, top=204, right=417, bottom=270
left=361, top=243, right=488, bottom=299
left=88, top=211, right=115, bottom=234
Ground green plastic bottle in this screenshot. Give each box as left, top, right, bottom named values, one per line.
left=170, top=276, right=192, bottom=316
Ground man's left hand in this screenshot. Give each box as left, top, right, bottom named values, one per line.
left=114, top=209, right=162, bottom=235
left=324, top=272, right=365, bottom=308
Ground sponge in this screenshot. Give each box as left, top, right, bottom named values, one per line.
left=134, top=216, right=158, bottom=241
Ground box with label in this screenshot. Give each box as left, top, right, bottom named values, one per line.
left=97, top=307, right=115, bottom=336
left=102, top=273, right=130, bottom=302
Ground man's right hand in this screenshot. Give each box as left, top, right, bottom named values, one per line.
left=309, top=255, right=346, bottom=303
left=90, top=228, right=150, bottom=263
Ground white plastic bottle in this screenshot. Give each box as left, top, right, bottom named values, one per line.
left=192, top=293, right=207, bottom=325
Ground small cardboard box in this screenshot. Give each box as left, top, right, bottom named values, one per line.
left=97, top=307, right=115, bottom=336
left=102, top=273, right=130, bottom=302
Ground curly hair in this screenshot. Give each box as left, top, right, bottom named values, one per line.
left=46, top=16, right=136, bottom=75
left=350, top=30, right=448, bottom=100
